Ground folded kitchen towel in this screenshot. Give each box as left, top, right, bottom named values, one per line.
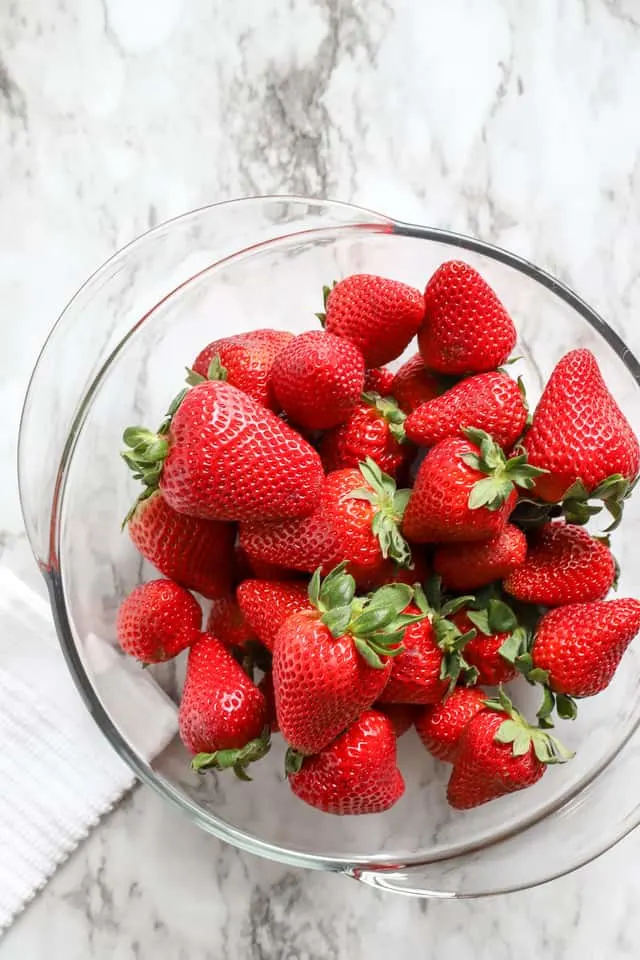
left=0, top=568, right=178, bottom=933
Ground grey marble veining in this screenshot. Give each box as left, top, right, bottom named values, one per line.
left=4, top=0, right=640, bottom=956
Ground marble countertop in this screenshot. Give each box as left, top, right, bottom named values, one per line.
left=3, top=0, right=640, bottom=956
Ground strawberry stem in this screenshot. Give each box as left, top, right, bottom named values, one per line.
left=191, top=728, right=272, bottom=780
left=362, top=392, right=407, bottom=444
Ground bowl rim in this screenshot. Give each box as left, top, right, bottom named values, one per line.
left=22, top=194, right=640, bottom=896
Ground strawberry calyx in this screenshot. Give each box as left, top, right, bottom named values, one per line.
left=186, top=354, right=229, bottom=386
left=417, top=579, right=478, bottom=688
left=561, top=474, right=638, bottom=531
left=348, top=458, right=413, bottom=566
left=315, top=280, right=337, bottom=327
left=284, top=747, right=305, bottom=776
left=485, top=687, right=574, bottom=764
left=308, top=563, right=426, bottom=670
left=460, top=428, right=548, bottom=512
left=497, top=629, right=579, bottom=727
left=362, top=392, right=407, bottom=444
left=191, top=727, right=272, bottom=781
left=121, top=388, right=187, bottom=520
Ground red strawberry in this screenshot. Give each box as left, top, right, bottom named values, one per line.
left=364, top=366, right=395, bottom=396
left=405, top=371, right=527, bottom=449
left=240, top=460, right=412, bottom=588
left=403, top=430, right=544, bottom=543
left=322, top=274, right=425, bottom=367
left=419, top=261, right=517, bottom=374
left=434, top=524, right=527, bottom=591
left=127, top=491, right=235, bottom=599
left=180, top=635, right=269, bottom=778
left=376, top=702, right=421, bottom=738
left=236, top=579, right=311, bottom=652
left=190, top=328, right=293, bottom=411
left=447, top=690, right=572, bottom=810
left=206, top=594, right=256, bottom=649
left=531, top=599, right=640, bottom=697
left=415, top=686, right=488, bottom=762
left=319, top=394, right=409, bottom=478
left=270, top=330, right=365, bottom=430
left=522, top=349, right=640, bottom=510
left=122, top=381, right=323, bottom=522
left=451, top=609, right=518, bottom=686
left=273, top=566, right=422, bottom=754
left=116, top=578, right=202, bottom=663
left=287, top=710, right=405, bottom=815
left=378, top=585, right=479, bottom=704
left=233, top=544, right=301, bottom=583
left=389, top=354, right=441, bottom=413
left=503, top=522, right=615, bottom=606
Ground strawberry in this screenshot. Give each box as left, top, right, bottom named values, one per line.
left=180, top=635, right=270, bottom=778
left=389, top=354, right=441, bottom=413
left=403, top=429, right=544, bottom=543
left=522, top=349, right=640, bottom=519
left=378, top=584, right=478, bottom=704
left=233, top=544, right=301, bottom=583
left=270, top=330, right=365, bottom=430
left=287, top=710, right=405, bottom=815
left=405, top=371, right=527, bottom=449
left=419, top=260, right=517, bottom=374
left=376, top=702, right=421, bottom=738
left=189, top=328, right=293, bottom=411
left=127, top=491, right=235, bottom=599
left=367, top=548, right=431, bottom=590
left=451, top=605, right=519, bottom=686
left=122, top=381, right=323, bottom=522
left=236, top=579, right=311, bottom=652
left=321, top=274, right=425, bottom=367
left=434, top=524, right=527, bottom=591
left=206, top=594, right=256, bottom=649
left=447, top=690, right=572, bottom=810
left=240, top=460, right=412, bottom=588
left=377, top=609, right=448, bottom=705
left=503, top=522, right=616, bottom=606
left=530, top=599, right=640, bottom=698
left=273, top=566, right=423, bottom=754
left=415, top=686, right=488, bottom=762
left=364, top=366, right=395, bottom=396
left=116, top=578, right=202, bottom=663
left=319, top=394, right=409, bottom=478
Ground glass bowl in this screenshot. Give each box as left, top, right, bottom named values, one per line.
left=18, top=196, right=640, bottom=898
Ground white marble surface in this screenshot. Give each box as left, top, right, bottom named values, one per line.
left=3, top=0, right=640, bottom=955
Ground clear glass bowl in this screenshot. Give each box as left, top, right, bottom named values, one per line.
left=18, top=197, right=640, bottom=898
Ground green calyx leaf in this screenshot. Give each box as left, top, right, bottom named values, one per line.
left=461, top=428, right=548, bottom=512
left=309, top=566, right=421, bottom=665
left=192, top=728, right=272, bottom=781
left=347, top=458, right=413, bottom=567
left=559, top=474, right=637, bottom=531
left=362, top=392, right=407, bottom=444
left=467, top=599, right=518, bottom=636
left=121, top=387, right=188, bottom=517
left=489, top=687, right=574, bottom=765
left=315, top=281, right=337, bottom=326
left=498, top=626, right=529, bottom=664
left=284, top=747, right=305, bottom=776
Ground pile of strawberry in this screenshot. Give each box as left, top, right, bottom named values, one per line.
left=117, top=261, right=640, bottom=815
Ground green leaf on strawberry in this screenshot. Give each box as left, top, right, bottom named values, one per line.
left=461, top=428, right=548, bottom=512
left=192, top=727, right=272, bottom=781
left=348, top=458, right=413, bottom=567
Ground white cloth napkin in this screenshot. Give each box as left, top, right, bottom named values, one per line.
left=0, top=569, right=178, bottom=932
